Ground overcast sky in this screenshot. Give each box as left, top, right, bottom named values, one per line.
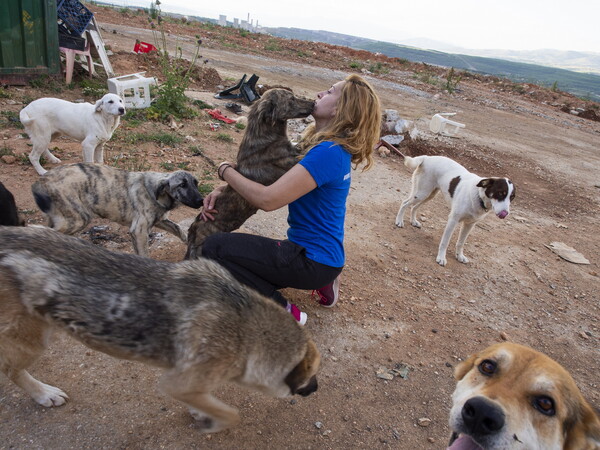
left=112, top=0, right=600, bottom=53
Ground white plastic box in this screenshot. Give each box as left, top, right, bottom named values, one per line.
left=107, top=72, right=157, bottom=109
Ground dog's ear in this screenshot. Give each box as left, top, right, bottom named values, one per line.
left=154, top=179, right=169, bottom=199
left=454, top=353, right=478, bottom=381
left=255, top=95, right=277, bottom=126
left=477, top=178, right=493, bottom=188
left=564, top=401, right=600, bottom=450
left=94, top=99, right=104, bottom=113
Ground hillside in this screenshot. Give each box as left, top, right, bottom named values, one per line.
left=265, top=27, right=600, bottom=101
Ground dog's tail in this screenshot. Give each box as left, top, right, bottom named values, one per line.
left=19, top=108, right=34, bottom=126
left=31, top=183, right=52, bottom=213
left=403, top=155, right=426, bottom=171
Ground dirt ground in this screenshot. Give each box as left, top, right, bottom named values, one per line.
left=1, top=7, right=599, bottom=449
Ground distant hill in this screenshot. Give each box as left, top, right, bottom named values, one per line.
left=264, top=27, right=600, bottom=102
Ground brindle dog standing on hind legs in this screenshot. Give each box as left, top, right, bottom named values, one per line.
left=185, top=88, right=314, bottom=259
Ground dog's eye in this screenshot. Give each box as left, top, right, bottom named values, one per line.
left=533, top=396, right=555, bottom=416
left=108, top=100, right=114, bottom=103
left=478, top=359, right=497, bottom=376
left=180, top=180, right=187, bottom=187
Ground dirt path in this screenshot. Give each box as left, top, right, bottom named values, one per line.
left=0, top=15, right=599, bottom=450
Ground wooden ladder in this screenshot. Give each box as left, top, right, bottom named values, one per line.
left=86, top=15, right=115, bottom=78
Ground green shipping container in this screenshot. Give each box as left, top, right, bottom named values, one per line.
left=0, top=0, right=60, bottom=83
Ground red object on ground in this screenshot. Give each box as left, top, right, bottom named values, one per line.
left=133, top=41, right=157, bottom=53
left=206, top=109, right=237, bottom=124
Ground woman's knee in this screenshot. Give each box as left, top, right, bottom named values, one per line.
left=200, top=232, right=229, bottom=260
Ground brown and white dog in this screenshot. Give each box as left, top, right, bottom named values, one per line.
left=448, top=342, right=600, bottom=450
left=394, top=153, right=515, bottom=266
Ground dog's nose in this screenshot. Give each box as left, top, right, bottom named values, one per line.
left=462, top=397, right=505, bottom=436
left=119, top=108, right=125, bottom=115
left=191, top=196, right=204, bottom=209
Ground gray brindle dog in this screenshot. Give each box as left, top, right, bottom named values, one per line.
left=185, top=88, right=314, bottom=259
left=32, top=163, right=203, bottom=256
left=0, top=226, right=320, bottom=433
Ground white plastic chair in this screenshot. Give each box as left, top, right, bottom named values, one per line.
left=429, top=113, right=465, bottom=137
left=107, top=72, right=158, bottom=109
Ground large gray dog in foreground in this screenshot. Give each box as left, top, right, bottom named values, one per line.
left=0, top=226, right=320, bottom=433
left=185, top=88, right=314, bottom=259
left=32, top=163, right=203, bottom=256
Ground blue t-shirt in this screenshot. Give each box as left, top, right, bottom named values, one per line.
left=287, top=141, right=351, bottom=267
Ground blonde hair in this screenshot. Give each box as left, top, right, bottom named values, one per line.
left=300, top=74, right=382, bottom=170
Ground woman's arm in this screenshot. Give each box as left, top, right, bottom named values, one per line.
left=221, top=162, right=317, bottom=211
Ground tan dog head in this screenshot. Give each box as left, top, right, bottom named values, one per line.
left=448, top=342, right=600, bottom=450
left=285, top=339, right=320, bottom=397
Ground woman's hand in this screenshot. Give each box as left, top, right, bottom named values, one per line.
left=200, top=185, right=226, bottom=221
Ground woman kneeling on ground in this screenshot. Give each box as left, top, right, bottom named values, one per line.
left=200, top=73, right=381, bottom=325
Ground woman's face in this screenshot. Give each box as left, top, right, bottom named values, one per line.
left=313, top=80, right=345, bottom=122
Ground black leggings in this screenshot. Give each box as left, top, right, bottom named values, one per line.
left=202, top=232, right=342, bottom=307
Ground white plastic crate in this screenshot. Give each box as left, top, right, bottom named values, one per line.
left=107, top=72, right=157, bottom=109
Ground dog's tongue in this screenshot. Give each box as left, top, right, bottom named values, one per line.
left=497, top=210, right=508, bottom=219
left=447, top=435, right=483, bottom=450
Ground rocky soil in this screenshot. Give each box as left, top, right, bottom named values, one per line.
left=0, top=5, right=598, bottom=449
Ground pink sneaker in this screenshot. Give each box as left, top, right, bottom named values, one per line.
left=286, top=302, right=307, bottom=325
left=313, top=275, right=340, bottom=308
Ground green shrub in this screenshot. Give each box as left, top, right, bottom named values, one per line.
left=444, top=67, right=462, bottom=94
left=0, top=145, right=15, bottom=157
left=264, top=39, right=281, bottom=52
left=125, top=132, right=183, bottom=146
left=215, top=133, right=233, bottom=143
left=80, top=79, right=107, bottom=98
left=160, top=161, right=175, bottom=171
left=148, top=1, right=202, bottom=119
left=192, top=99, right=212, bottom=110
left=198, top=183, right=214, bottom=195
left=0, top=111, right=24, bottom=129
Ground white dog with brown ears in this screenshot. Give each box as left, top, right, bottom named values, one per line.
left=392, top=147, right=515, bottom=266
left=448, top=342, right=600, bottom=450
left=20, top=93, right=125, bottom=175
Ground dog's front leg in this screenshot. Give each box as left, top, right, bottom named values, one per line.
left=185, top=393, right=240, bottom=433
left=93, top=143, right=105, bottom=164
left=81, top=137, right=100, bottom=163
left=437, top=217, right=459, bottom=266
left=161, top=372, right=240, bottom=433
left=6, top=368, right=69, bottom=407
left=155, top=219, right=187, bottom=242
left=455, top=222, right=476, bottom=263
left=130, top=218, right=150, bottom=256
